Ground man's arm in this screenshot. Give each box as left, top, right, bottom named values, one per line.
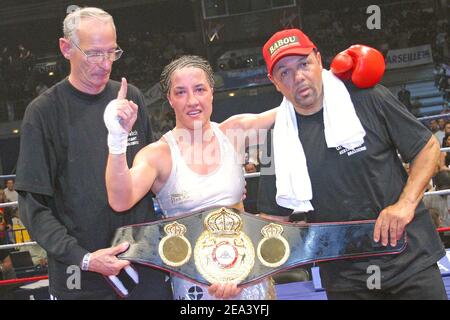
left=374, top=135, right=441, bottom=246
left=19, top=192, right=130, bottom=276
left=220, top=108, right=278, bottom=146
left=18, top=192, right=88, bottom=267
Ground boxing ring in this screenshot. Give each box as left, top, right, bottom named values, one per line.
left=275, top=249, right=450, bottom=300
left=1, top=112, right=450, bottom=299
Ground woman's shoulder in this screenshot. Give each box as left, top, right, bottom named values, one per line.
left=139, top=138, right=171, bottom=160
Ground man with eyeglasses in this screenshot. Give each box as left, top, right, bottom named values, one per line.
left=15, top=7, right=172, bottom=300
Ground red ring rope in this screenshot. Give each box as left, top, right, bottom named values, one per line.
left=0, top=275, right=48, bottom=286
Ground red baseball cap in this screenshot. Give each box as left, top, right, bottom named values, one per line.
left=263, top=28, right=317, bottom=76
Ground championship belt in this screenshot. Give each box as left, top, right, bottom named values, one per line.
left=108, top=207, right=407, bottom=296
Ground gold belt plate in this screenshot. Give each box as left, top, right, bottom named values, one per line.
left=194, top=207, right=255, bottom=284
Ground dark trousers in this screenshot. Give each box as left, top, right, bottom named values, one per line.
left=326, top=264, right=448, bottom=300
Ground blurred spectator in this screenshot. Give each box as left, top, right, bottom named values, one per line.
left=439, top=134, right=450, bottom=171
left=0, top=189, right=14, bottom=285
left=434, top=64, right=443, bottom=87
left=245, top=145, right=260, bottom=171
left=423, top=171, right=450, bottom=247
left=429, top=119, right=440, bottom=134
left=0, top=189, right=13, bottom=243
left=4, top=179, right=18, bottom=203
left=438, top=118, right=446, bottom=131
left=244, top=162, right=257, bottom=173
left=0, top=255, right=14, bottom=281
left=409, top=98, right=422, bottom=117
left=6, top=101, right=14, bottom=121
left=35, top=82, right=48, bottom=96
left=438, top=68, right=448, bottom=91
left=243, top=147, right=260, bottom=213
left=435, top=23, right=449, bottom=61
left=423, top=171, right=450, bottom=229
left=432, top=119, right=446, bottom=144
left=0, top=210, right=8, bottom=246
left=442, top=122, right=450, bottom=146
left=160, top=110, right=175, bottom=133
left=19, top=245, right=47, bottom=270
left=397, top=84, right=412, bottom=113
left=428, top=208, right=441, bottom=228
left=438, top=67, right=449, bottom=105
left=0, top=188, right=6, bottom=205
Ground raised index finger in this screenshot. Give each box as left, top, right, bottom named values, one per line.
left=117, top=77, right=128, bottom=100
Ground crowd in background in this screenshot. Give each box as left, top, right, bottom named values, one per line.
left=0, top=179, right=47, bottom=287
left=0, top=30, right=194, bottom=123
left=0, top=3, right=449, bottom=297
left=303, top=2, right=448, bottom=67
left=213, top=3, right=449, bottom=71
left=0, top=1, right=448, bottom=125
left=0, top=45, right=36, bottom=122
left=112, top=31, right=194, bottom=95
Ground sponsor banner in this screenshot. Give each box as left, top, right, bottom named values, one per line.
left=33, top=61, right=57, bottom=73
left=385, top=44, right=433, bottom=69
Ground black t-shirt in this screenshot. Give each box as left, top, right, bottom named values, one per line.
left=15, top=78, right=170, bottom=299
left=258, top=128, right=293, bottom=217
left=259, top=83, right=445, bottom=291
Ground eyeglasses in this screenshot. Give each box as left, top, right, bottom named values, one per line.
left=71, top=41, right=123, bottom=64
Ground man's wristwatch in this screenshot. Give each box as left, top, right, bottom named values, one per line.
left=80, top=253, right=91, bottom=271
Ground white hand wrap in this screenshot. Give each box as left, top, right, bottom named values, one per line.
left=104, top=99, right=129, bottom=154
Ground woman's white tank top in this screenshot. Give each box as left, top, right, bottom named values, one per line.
left=156, top=122, right=245, bottom=217
left=155, top=122, right=273, bottom=300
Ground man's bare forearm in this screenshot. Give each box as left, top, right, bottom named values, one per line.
left=399, top=136, right=440, bottom=208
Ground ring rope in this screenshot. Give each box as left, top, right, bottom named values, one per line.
left=0, top=275, right=48, bottom=286
left=0, top=175, right=16, bottom=179
left=417, top=113, right=450, bottom=122
left=0, top=201, right=18, bottom=208
left=0, top=242, right=38, bottom=250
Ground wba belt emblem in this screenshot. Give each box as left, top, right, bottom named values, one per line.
left=194, top=208, right=255, bottom=284
left=158, top=207, right=291, bottom=284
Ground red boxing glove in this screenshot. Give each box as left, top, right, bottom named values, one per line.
left=330, top=45, right=385, bottom=88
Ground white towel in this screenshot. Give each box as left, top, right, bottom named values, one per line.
left=322, top=70, right=366, bottom=149
left=273, top=69, right=365, bottom=212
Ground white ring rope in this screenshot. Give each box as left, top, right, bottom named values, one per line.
left=0, top=175, right=16, bottom=179
left=0, top=242, right=38, bottom=250
left=0, top=201, right=17, bottom=208
left=417, top=112, right=450, bottom=122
